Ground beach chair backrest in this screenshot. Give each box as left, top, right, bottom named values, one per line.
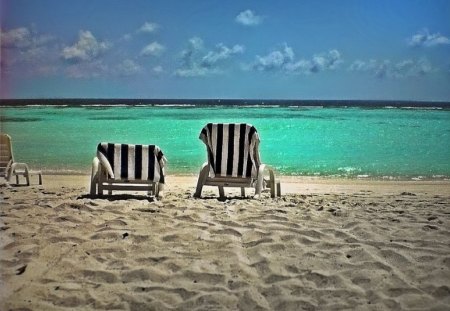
left=96, top=143, right=165, bottom=182
left=199, top=123, right=261, bottom=178
left=0, top=134, right=13, bottom=176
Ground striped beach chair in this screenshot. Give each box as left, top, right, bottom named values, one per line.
left=90, top=143, right=166, bottom=198
left=194, top=123, right=280, bottom=198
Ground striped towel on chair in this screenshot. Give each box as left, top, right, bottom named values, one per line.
left=199, top=123, right=260, bottom=178
left=97, top=143, right=166, bottom=183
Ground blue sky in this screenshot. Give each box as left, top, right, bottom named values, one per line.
left=1, top=0, right=450, bottom=100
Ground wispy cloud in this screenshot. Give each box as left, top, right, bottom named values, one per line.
left=1, top=26, right=59, bottom=76
left=1, top=26, right=55, bottom=49
left=349, top=58, right=433, bottom=78
left=153, top=65, right=164, bottom=74
left=138, top=22, right=160, bottom=34
left=251, top=44, right=294, bottom=71
left=175, top=37, right=244, bottom=77
left=407, top=29, right=450, bottom=47
left=114, top=59, right=142, bottom=76
left=1, top=27, right=32, bottom=48
left=235, top=10, right=263, bottom=26
left=65, top=60, right=108, bottom=78
left=62, top=30, right=111, bottom=62
left=201, top=43, right=244, bottom=67
left=250, top=44, right=342, bottom=74
left=140, top=41, right=165, bottom=56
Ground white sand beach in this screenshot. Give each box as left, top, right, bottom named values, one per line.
left=1, top=175, right=449, bottom=310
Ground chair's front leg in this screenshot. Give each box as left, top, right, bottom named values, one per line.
left=5, top=160, right=13, bottom=182
left=218, top=186, right=225, bottom=198
left=90, top=157, right=99, bottom=196
left=254, top=164, right=266, bottom=198
left=98, top=165, right=105, bottom=196
left=194, top=163, right=209, bottom=198
left=157, top=183, right=165, bottom=198
left=24, top=165, right=30, bottom=186
left=269, top=169, right=276, bottom=198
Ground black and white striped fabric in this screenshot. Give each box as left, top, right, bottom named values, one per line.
left=97, top=143, right=166, bottom=183
left=199, top=123, right=260, bottom=178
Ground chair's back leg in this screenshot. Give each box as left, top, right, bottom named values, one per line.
left=241, top=187, right=245, bottom=197
left=218, top=186, right=225, bottom=198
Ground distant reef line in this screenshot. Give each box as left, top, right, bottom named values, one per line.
left=1, top=98, right=450, bottom=108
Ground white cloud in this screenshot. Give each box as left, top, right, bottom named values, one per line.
left=309, top=50, right=342, bottom=72
left=251, top=44, right=342, bottom=74
left=115, top=59, right=142, bottom=76
left=1, top=27, right=55, bottom=49
left=62, top=30, right=111, bottom=62
left=235, top=10, right=263, bottom=26
left=201, top=44, right=244, bottom=67
left=153, top=65, right=163, bottom=73
left=252, top=44, right=294, bottom=71
left=408, top=29, right=450, bottom=47
left=65, top=60, right=109, bottom=78
left=138, top=22, right=159, bottom=34
left=349, top=58, right=433, bottom=78
left=175, top=37, right=244, bottom=77
left=1, top=27, right=31, bottom=48
left=1, top=27, right=59, bottom=77
left=120, top=33, right=132, bottom=41
left=140, top=41, right=165, bottom=56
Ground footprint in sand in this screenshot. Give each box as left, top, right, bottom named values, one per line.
left=422, top=224, right=439, bottom=231
left=81, top=269, right=118, bottom=283
left=183, top=270, right=226, bottom=285
left=15, top=264, right=27, bottom=275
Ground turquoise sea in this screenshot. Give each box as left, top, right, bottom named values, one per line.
left=1, top=100, right=450, bottom=180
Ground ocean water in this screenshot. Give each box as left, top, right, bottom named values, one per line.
left=1, top=100, right=450, bottom=180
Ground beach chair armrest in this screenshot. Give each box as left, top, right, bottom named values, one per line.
left=257, top=164, right=279, bottom=198
left=266, top=166, right=280, bottom=198
left=90, top=157, right=100, bottom=195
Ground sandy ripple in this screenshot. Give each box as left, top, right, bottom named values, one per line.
left=1, top=183, right=449, bottom=310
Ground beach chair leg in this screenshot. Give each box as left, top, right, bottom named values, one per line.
left=90, top=157, right=99, bottom=196
left=218, top=186, right=225, bottom=198
left=194, top=163, right=209, bottom=198
left=38, top=172, right=42, bottom=185
left=276, top=181, right=281, bottom=197
left=255, top=164, right=266, bottom=198
left=98, top=167, right=105, bottom=196
left=148, top=183, right=153, bottom=196
left=241, top=187, right=245, bottom=197
left=157, top=183, right=164, bottom=199
left=269, top=169, right=276, bottom=198
left=97, top=178, right=102, bottom=196
left=90, top=180, right=97, bottom=196
left=22, top=164, right=30, bottom=186
left=90, top=175, right=98, bottom=196
left=16, top=175, right=19, bottom=185
left=194, top=184, right=204, bottom=198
